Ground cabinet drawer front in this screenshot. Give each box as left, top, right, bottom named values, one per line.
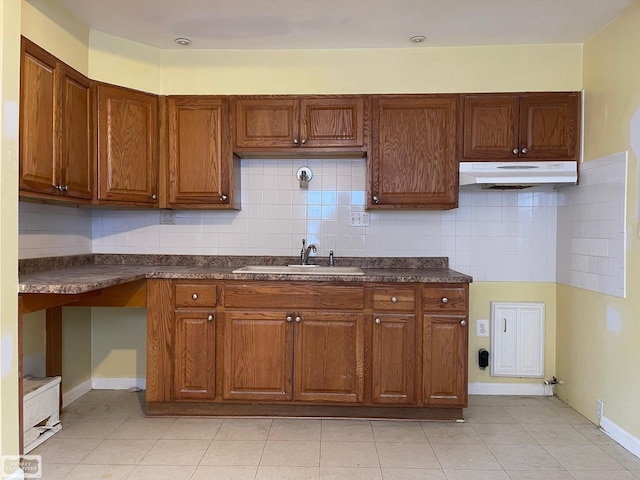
left=423, top=286, right=467, bottom=313
left=175, top=284, right=218, bottom=308
left=224, top=283, right=364, bottom=310
left=372, top=286, right=416, bottom=312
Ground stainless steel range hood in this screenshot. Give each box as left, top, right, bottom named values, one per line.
left=459, top=161, right=578, bottom=187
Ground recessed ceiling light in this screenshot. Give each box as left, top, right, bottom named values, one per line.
left=409, top=35, right=427, bottom=44
left=174, top=37, right=192, bottom=46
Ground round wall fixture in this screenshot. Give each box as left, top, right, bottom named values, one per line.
left=409, top=35, right=427, bottom=43
left=174, top=37, right=192, bottom=46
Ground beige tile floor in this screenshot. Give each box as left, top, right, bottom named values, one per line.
left=32, top=391, right=640, bottom=480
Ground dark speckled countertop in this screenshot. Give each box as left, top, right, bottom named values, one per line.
left=19, top=254, right=473, bottom=294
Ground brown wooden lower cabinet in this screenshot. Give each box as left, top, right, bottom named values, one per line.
left=423, top=313, right=468, bottom=407
left=371, top=313, right=416, bottom=405
left=173, top=310, right=216, bottom=400
left=147, top=280, right=469, bottom=418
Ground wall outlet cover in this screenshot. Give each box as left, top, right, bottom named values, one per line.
left=349, top=211, right=370, bottom=227
left=477, top=319, right=489, bottom=337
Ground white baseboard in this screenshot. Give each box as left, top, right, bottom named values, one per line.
left=62, top=379, right=92, bottom=408
left=469, top=382, right=553, bottom=396
left=91, top=377, right=146, bottom=390
left=600, top=416, right=640, bottom=459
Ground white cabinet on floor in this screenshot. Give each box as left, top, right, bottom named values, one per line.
left=490, top=302, right=545, bottom=377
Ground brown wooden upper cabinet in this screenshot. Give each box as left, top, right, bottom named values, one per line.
left=19, top=37, right=93, bottom=202
left=97, top=83, right=159, bottom=205
left=165, top=96, right=237, bottom=209
left=461, top=92, right=581, bottom=161
left=233, top=96, right=367, bottom=153
left=368, top=95, right=459, bottom=209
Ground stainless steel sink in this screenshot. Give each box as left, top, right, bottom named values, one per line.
left=232, top=265, right=364, bottom=275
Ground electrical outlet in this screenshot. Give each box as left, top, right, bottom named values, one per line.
left=477, top=319, right=489, bottom=337
left=595, top=399, right=604, bottom=420
left=349, top=211, right=370, bottom=227
left=160, top=210, right=175, bottom=225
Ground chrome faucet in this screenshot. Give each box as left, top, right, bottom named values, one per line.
left=300, top=239, right=317, bottom=265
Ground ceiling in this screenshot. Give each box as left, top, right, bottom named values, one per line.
left=59, top=0, right=633, bottom=50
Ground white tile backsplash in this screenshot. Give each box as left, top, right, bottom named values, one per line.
left=556, top=152, right=627, bottom=297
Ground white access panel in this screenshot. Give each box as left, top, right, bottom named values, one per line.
left=491, top=302, right=545, bottom=378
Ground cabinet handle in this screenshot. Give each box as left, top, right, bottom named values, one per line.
left=293, top=138, right=299, bottom=145
left=504, top=318, right=507, bottom=333
left=301, top=138, right=306, bottom=145
left=286, top=315, right=293, bottom=322
left=521, top=148, right=528, bottom=154
left=512, top=148, right=519, bottom=155
left=207, top=314, right=214, bottom=322
left=151, top=194, right=158, bottom=200
left=375, top=318, right=381, bottom=325
left=391, top=296, right=398, bottom=303
left=460, top=320, right=467, bottom=326
left=61, top=185, right=69, bottom=191
left=295, top=316, right=302, bottom=323
left=221, top=194, right=228, bottom=201
left=192, top=293, right=198, bottom=300
left=53, top=185, right=61, bottom=191
left=441, top=297, right=449, bottom=304
left=373, top=195, right=379, bottom=204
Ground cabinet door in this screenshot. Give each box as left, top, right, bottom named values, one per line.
left=423, top=314, right=468, bottom=406
left=97, top=84, right=158, bottom=204
left=371, top=314, right=416, bottom=405
left=173, top=311, right=216, bottom=400
left=519, top=93, right=580, bottom=160
left=294, top=312, right=364, bottom=403
left=369, top=95, right=458, bottom=209
left=167, top=96, right=232, bottom=207
left=223, top=311, right=293, bottom=401
left=299, top=97, right=365, bottom=148
left=60, top=66, right=93, bottom=200
left=234, top=98, right=298, bottom=148
left=461, top=95, right=519, bottom=161
left=19, top=39, right=59, bottom=196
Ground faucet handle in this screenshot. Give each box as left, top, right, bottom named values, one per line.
left=329, top=250, right=335, bottom=267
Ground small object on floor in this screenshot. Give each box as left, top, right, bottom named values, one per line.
left=127, top=387, right=142, bottom=392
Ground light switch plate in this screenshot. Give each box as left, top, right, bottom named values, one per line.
left=349, top=211, right=370, bottom=227
left=477, top=319, right=489, bottom=337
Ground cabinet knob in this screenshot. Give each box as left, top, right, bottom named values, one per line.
left=152, top=194, right=158, bottom=200
left=293, top=138, right=299, bottom=145
left=375, top=318, right=381, bottom=325
left=301, top=138, right=306, bottom=145
left=221, top=194, right=228, bottom=202
left=192, top=293, right=198, bottom=300
left=295, top=316, right=302, bottom=323
left=286, top=315, right=293, bottom=322
left=512, top=148, right=519, bottom=155
left=521, top=147, right=528, bottom=154
left=53, top=185, right=62, bottom=191
left=373, top=195, right=379, bottom=203
left=391, top=296, right=398, bottom=303
left=61, top=185, right=69, bottom=191
left=207, top=314, right=214, bottom=322
left=460, top=320, right=467, bottom=326
left=441, top=297, right=449, bottom=304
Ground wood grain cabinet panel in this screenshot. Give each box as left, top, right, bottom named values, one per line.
left=371, top=314, right=416, bottom=405
left=423, top=314, right=468, bottom=407
left=97, top=83, right=158, bottom=205
left=461, top=92, right=580, bottom=161
left=369, top=95, right=459, bottom=209
left=173, top=311, right=216, bottom=400
left=166, top=96, right=234, bottom=208
left=294, top=312, right=364, bottom=403
left=233, top=96, right=366, bottom=153
left=19, top=38, right=93, bottom=201
left=223, top=311, right=293, bottom=401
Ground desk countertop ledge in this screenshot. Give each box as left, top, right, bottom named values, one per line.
left=19, top=254, right=473, bottom=294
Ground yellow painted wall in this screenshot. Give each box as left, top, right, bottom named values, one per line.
left=0, top=0, right=21, bottom=459
left=21, top=0, right=89, bottom=75
left=91, top=308, right=146, bottom=380
left=469, top=283, right=556, bottom=383
left=556, top=0, right=640, bottom=437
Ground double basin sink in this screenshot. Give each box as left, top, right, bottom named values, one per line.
left=232, top=265, right=364, bottom=276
